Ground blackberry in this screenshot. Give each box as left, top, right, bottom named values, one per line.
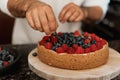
left=52, top=32, right=57, bottom=36
left=91, top=39, right=96, bottom=44
left=32, top=52, right=37, bottom=57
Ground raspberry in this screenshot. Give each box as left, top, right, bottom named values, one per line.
left=84, top=39, right=90, bottom=44
left=0, top=47, right=2, bottom=51
left=3, top=61, right=9, bottom=67
left=58, top=32, right=62, bottom=35
left=95, top=36, right=101, bottom=42
left=96, top=42, right=103, bottom=49
left=75, top=47, right=84, bottom=54
left=68, top=47, right=75, bottom=53
left=61, top=44, right=69, bottom=51
left=74, top=30, right=80, bottom=36
left=72, top=44, right=79, bottom=50
left=91, top=33, right=96, bottom=39
left=45, top=42, right=53, bottom=49
left=101, top=39, right=106, bottom=45
left=85, top=48, right=91, bottom=53
left=90, top=44, right=97, bottom=52
left=39, top=40, right=45, bottom=45
left=56, top=47, right=64, bottom=53
left=43, top=36, right=50, bottom=41
left=83, top=32, right=89, bottom=37
left=51, top=37, right=57, bottom=43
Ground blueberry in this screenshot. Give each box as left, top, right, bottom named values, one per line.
left=52, top=32, right=57, bottom=36
left=91, top=39, right=96, bottom=44
left=0, top=61, right=3, bottom=68
left=87, top=43, right=91, bottom=47
left=4, top=55, right=10, bottom=61
left=77, top=37, right=82, bottom=41
left=0, top=50, right=7, bottom=55
left=78, top=41, right=83, bottom=45
left=2, top=54, right=6, bottom=61
left=56, top=43, right=61, bottom=47
left=62, top=40, right=66, bottom=44
left=8, top=55, right=14, bottom=62
left=82, top=44, right=89, bottom=49
left=52, top=46, right=57, bottom=51
left=72, top=38, right=76, bottom=44
left=69, top=37, right=73, bottom=42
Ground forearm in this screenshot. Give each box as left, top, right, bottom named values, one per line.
left=82, top=6, right=103, bottom=23
left=7, top=0, right=38, bottom=17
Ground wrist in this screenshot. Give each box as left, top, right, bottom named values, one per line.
left=81, top=7, right=88, bottom=20
left=7, top=0, right=39, bottom=17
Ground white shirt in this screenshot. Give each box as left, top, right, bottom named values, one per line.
left=0, top=0, right=110, bottom=44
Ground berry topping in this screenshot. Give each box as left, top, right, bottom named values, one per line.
left=74, top=30, right=80, bottom=36
left=56, top=47, right=64, bottom=53
left=68, top=47, right=75, bottom=53
left=45, top=42, right=53, bottom=49
left=39, top=31, right=107, bottom=54
left=0, top=47, right=14, bottom=68
left=51, top=37, right=57, bottom=43
left=58, top=32, right=62, bottom=35
left=75, top=47, right=84, bottom=54
left=91, top=33, right=96, bottom=39
left=83, top=32, right=89, bottom=37
left=3, top=61, right=9, bottom=67
left=43, top=36, right=50, bottom=41
left=84, top=39, right=90, bottom=44
left=85, top=48, right=91, bottom=53
left=101, top=39, right=106, bottom=45
left=90, top=44, right=97, bottom=52
left=61, top=44, right=69, bottom=52
left=72, top=44, right=79, bottom=50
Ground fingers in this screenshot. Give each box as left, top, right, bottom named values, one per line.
left=59, top=3, right=86, bottom=22
left=26, top=9, right=44, bottom=31
left=74, top=10, right=84, bottom=22
left=25, top=2, right=58, bottom=35
left=39, top=11, right=51, bottom=35
left=69, top=11, right=79, bottom=22
left=46, top=7, right=58, bottom=32
left=26, top=11, right=35, bottom=30
left=59, top=3, right=73, bottom=22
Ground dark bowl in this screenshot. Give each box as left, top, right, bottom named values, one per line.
left=0, top=46, right=21, bottom=75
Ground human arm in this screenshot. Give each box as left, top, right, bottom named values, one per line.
left=2, top=0, right=58, bottom=35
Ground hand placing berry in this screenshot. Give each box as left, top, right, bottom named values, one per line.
left=59, top=3, right=88, bottom=23
left=25, top=1, right=58, bottom=35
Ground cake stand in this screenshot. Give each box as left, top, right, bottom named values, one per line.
left=28, top=48, right=120, bottom=80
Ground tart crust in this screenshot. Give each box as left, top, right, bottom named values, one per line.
left=37, top=43, right=109, bottom=70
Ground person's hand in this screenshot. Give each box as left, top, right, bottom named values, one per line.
left=26, top=1, right=58, bottom=35
left=59, top=3, right=88, bottom=23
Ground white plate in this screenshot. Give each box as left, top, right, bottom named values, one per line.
left=28, top=48, right=120, bottom=80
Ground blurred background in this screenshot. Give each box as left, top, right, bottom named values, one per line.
left=0, top=0, right=120, bottom=44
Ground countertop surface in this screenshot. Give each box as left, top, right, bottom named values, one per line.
left=0, top=40, right=120, bottom=80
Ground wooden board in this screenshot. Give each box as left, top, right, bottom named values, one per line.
left=28, top=48, right=120, bottom=80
